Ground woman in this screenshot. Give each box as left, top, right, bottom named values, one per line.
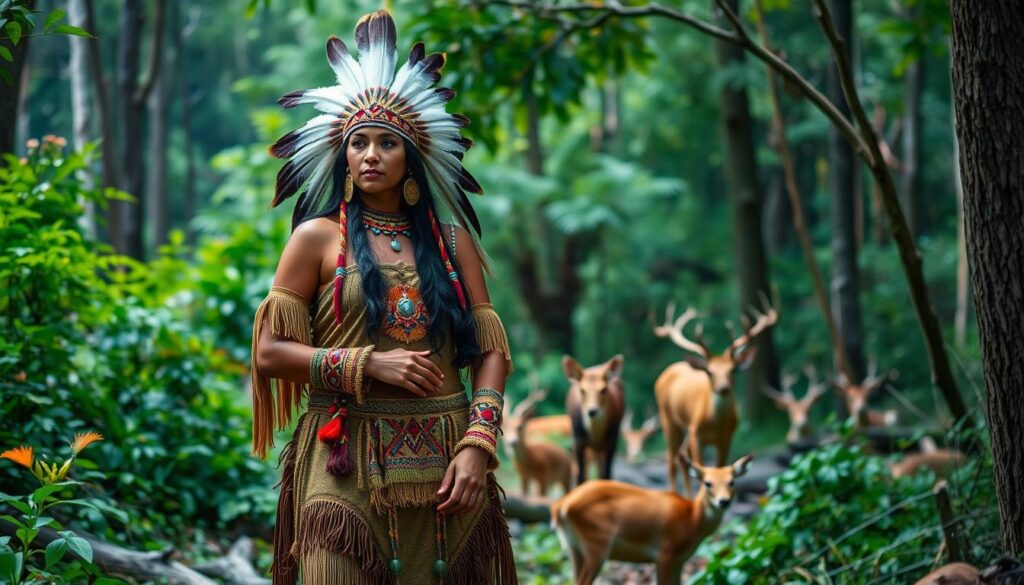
left=250, top=10, right=516, bottom=584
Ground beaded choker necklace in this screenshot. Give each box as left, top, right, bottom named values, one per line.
left=362, top=207, right=412, bottom=252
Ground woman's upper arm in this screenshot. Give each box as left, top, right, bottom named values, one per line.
left=271, top=219, right=328, bottom=301
left=452, top=225, right=489, bottom=306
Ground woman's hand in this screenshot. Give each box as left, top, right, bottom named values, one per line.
left=436, top=446, right=489, bottom=516
left=364, top=348, right=445, bottom=397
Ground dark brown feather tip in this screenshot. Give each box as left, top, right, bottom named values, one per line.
left=408, top=42, right=425, bottom=66
left=278, top=90, right=306, bottom=109
left=269, top=129, right=302, bottom=158
left=421, top=52, right=446, bottom=82
left=326, top=36, right=351, bottom=67
left=454, top=136, right=474, bottom=150
left=457, top=191, right=483, bottom=236
left=354, top=9, right=396, bottom=54
left=458, top=167, right=483, bottom=194
left=435, top=87, right=456, bottom=103
left=451, top=114, right=471, bottom=128
left=272, top=161, right=305, bottom=208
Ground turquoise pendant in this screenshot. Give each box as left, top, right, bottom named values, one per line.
left=397, top=295, right=416, bottom=317
left=390, top=238, right=402, bottom=252
left=432, top=559, right=448, bottom=577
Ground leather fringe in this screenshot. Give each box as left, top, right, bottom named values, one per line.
left=293, top=499, right=392, bottom=584
left=471, top=303, right=514, bottom=375
left=252, top=287, right=313, bottom=459
left=445, top=477, right=518, bottom=584
left=368, top=482, right=442, bottom=515
left=271, top=426, right=301, bottom=585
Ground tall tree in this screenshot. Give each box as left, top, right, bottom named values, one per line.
left=900, top=9, right=924, bottom=238
left=827, top=0, right=866, bottom=385
left=950, top=0, right=1024, bottom=554
left=712, top=0, right=780, bottom=420
left=0, top=1, right=35, bottom=157
left=68, top=0, right=97, bottom=238
left=147, top=2, right=173, bottom=256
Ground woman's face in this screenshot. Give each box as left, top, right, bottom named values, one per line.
left=346, top=127, right=407, bottom=197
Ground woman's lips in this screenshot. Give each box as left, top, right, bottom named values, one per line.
left=362, top=170, right=383, bottom=180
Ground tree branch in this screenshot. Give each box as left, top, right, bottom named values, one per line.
left=134, top=0, right=165, bottom=105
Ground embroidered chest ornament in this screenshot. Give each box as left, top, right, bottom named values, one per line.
left=384, top=284, right=429, bottom=343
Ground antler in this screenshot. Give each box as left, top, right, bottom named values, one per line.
left=639, top=414, right=660, bottom=435
left=653, top=303, right=711, bottom=358
left=761, top=370, right=796, bottom=403
left=860, top=356, right=895, bottom=394
left=729, top=291, right=779, bottom=354
left=511, top=372, right=548, bottom=419
left=802, top=365, right=829, bottom=402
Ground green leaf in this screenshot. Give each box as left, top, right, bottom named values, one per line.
left=44, top=538, right=67, bottom=567
left=64, top=535, right=92, bottom=563
left=0, top=46, right=11, bottom=62
left=94, top=579, right=128, bottom=585
left=31, top=516, right=57, bottom=530
left=5, top=21, right=21, bottom=46
left=0, top=493, right=33, bottom=516
left=53, top=24, right=91, bottom=38
left=0, top=64, right=10, bottom=87
left=0, top=515, right=25, bottom=529
left=0, top=551, right=23, bottom=583
left=32, top=483, right=66, bottom=505
left=44, top=8, right=65, bottom=32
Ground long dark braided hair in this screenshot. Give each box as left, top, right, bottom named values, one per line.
left=290, top=138, right=481, bottom=368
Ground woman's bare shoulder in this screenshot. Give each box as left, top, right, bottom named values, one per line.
left=291, top=216, right=340, bottom=246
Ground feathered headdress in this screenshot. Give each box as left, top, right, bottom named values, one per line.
left=269, top=10, right=484, bottom=323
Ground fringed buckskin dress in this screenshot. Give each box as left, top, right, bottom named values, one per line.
left=251, top=261, right=517, bottom=585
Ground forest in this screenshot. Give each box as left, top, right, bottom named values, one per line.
left=1, top=0, right=1023, bottom=583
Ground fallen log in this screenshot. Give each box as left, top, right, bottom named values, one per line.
left=502, top=494, right=552, bottom=523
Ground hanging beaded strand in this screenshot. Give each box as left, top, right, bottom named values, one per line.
left=362, top=206, right=413, bottom=252
left=333, top=200, right=349, bottom=324
left=428, top=208, right=467, bottom=311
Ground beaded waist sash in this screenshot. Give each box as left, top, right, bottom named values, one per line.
left=308, top=392, right=470, bottom=512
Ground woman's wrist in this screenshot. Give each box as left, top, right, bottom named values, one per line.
left=308, top=345, right=375, bottom=403
left=453, top=387, right=504, bottom=469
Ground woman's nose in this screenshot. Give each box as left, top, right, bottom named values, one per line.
left=365, top=144, right=379, bottom=162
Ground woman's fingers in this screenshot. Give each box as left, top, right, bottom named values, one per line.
left=402, top=378, right=427, bottom=397
left=406, top=372, right=437, bottom=396
left=438, top=476, right=467, bottom=514
left=412, top=353, right=445, bottom=382
left=411, top=362, right=443, bottom=391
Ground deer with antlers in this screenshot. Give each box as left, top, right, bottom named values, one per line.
left=552, top=451, right=753, bottom=585
left=761, top=366, right=829, bottom=446
left=563, top=354, right=626, bottom=485
left=653, top=296, right=777, bottom=494
left=502, top=384, right=573, bottom=497
left=621, top=410, right=660, bottom=463
left=833, top=360, right=899, bottom=429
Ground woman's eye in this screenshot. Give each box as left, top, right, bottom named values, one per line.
left=382, top=140, right=395, bottom=148
left=352, top=140, right=365, bottom=148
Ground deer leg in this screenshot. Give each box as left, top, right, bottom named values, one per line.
left=684, top=426, right=701, bottom=497
left=521, top=474, right=530, bottom=497
left=715, top=434, right=733, bottom=467
left=574, top=443, right=588, bottom=486
left=575, top=540, right=611, bottom=585
left=602, top=434, right=620, bottom=480
left=663, top=419, right=683, bottom=493
left=654, top=555, right=686, bottom=585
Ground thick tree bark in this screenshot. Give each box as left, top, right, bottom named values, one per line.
left=712, top=0, right=780, bottom=421
left=178, top=5, right=196, bottom=244
left=84, top=0, right=118, bottom=195
left=147, top=10, right=172, bottom=256
left=950, top=0, right=1024, bottom=554
left=69, top=0, right=97, bottom=238
left=827, top=0, right=866, bottom=385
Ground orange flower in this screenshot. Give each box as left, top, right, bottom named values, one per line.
left=1, top=446, right=34, bottom=469
left=71, top=432, right=104, bottom=455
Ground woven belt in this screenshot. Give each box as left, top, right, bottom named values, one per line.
left=307, top=392, right=469, bottom=415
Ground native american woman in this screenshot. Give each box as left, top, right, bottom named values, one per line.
left=249, top=10, right=517, bottom=584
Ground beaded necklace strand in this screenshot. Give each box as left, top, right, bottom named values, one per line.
left=362, top=207, right=412, bottom=252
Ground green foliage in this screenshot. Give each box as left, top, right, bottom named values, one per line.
left=691, top=434, right=998, bottom=584
left=514, top=524, right=573, bottom=584
left=0, top=0, right=90, bottom=86
left=0, top=139, right=277, bottom=551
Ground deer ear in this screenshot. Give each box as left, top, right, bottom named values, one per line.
left=684, top=354, right=709, bottom=373
left=735, top=345, right=759, bottom=370
left=606, top=354, right=624, bottom=378
left=562, top=355, right=584, bottom=381
left=732, top=455, right=753, bottom=478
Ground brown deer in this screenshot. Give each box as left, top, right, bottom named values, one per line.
left=761, top=366, right=829, bottom=446
left=913, top=563, right=979, bottom=585
left=833, top=360, right=899, bottom=429
left=563, top=354, right=626, bottom=485
left=552, top=452, right=752, bottom=585
left=621, top=410, right=660, bottom=463
left=653, top=297, right=777, bottom=494
left=502, top=386, right=573, bottom=497
left=890, top=436, right=965, bottom=480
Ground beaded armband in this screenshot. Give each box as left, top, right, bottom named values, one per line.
left=309, top=345, right=374, bottom=404
left=453, top=388, right=504, bottom=469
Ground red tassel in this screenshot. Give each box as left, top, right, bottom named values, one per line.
left=428, top=208, right=468, bottom=311
left=317, top=417, right=342, bottom=442
left=333, top=200, right=349, bottom=325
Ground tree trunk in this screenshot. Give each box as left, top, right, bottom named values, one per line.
left=178, top=4, right=196, bottom=244
left=827, top=0, right=866, bottom=385
left=84, top=0, right=118, bottom=197
left=949, top=0, right=1024, bottom=554
left=69, top=0, right=97, bottom=238
left=147, top=11, right=172, bottom=256
left=901, top=29, right=923, bottom=237
left=0, top=2, right=33, bottom=157
left=712, top=0, right=780, bottom=421
left=953, top=105, right=970, bottom=348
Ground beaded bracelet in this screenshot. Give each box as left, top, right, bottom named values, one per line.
left=309, top=345, right=375, bottom=404
left=452, top=387, right=504, bottom=469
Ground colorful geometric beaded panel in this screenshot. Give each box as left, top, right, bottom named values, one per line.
left=364, top=414, right=452, bottom=489
left=383, top=284, right=430, bottom=344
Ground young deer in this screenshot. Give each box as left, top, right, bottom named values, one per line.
left=653, top=297, right=777, bottom=494
left=502, top=387, right=573, bottom=497
left=833, top=361, right=899, bottom=429
left=761, top=366, right=829, bottom=446
left=621, top=410, right=660, bottom=463
left=552, top=452, right=752, bottom=585
left=564, top=354, right=626, bottom=485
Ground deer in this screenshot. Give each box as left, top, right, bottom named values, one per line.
left=552, top=452, right=752, bottom=585
left=913, top=563, right=979, bottom=585
left=652, top=296, right=777, bottom=494
left=563, top=354, right=626, bottom=485
left=761, top=366, right=829, bottom=447
left=501, top=386, right=573, bottom=497
left=621, top=410, right=660, bottom=463
left=890, top=436, right=965, bottom=480
left=833, top=360, right=899, bottom=429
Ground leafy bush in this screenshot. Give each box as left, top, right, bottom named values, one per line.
left=692, top=432, right=998, bottom=584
